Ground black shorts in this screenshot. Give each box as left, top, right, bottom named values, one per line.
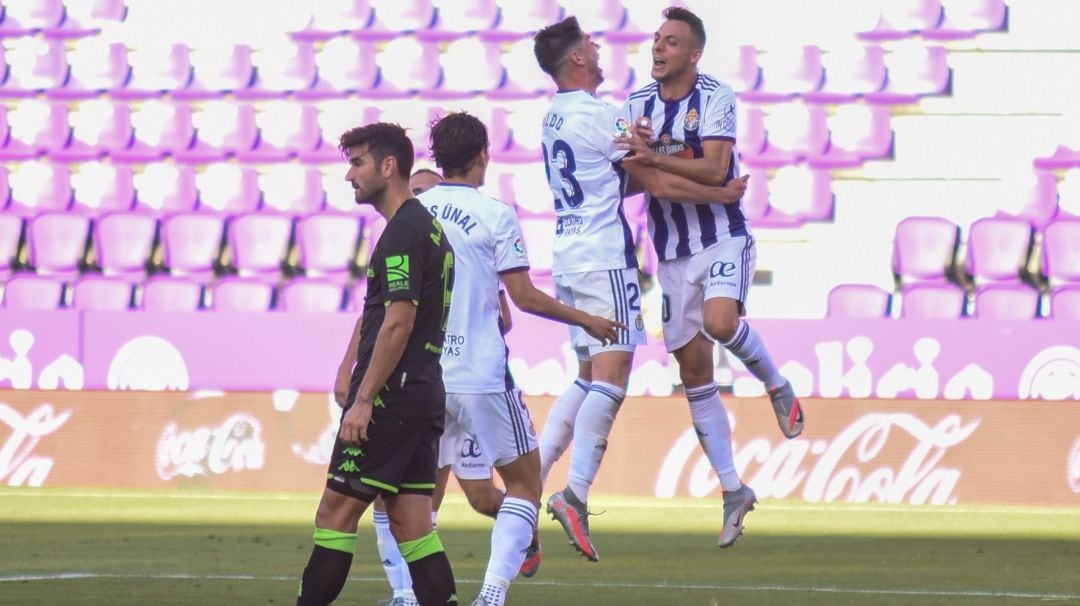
left=326, top=409, right=445, bottom=502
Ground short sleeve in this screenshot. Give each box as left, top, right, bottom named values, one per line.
left=494, top=205, right=530, bottom=273
left=701, top=85, right=737, bottom=141
left=377, top=219, right=424, bottom=302
left=591, top=101, right=631, bottom=164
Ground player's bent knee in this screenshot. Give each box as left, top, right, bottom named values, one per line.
left=704, top=315, right=739, bottom=344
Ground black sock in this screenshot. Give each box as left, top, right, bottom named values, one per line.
left=296, top=545, right=353, bottom=606
left=407, top=551, right=457, bottom=606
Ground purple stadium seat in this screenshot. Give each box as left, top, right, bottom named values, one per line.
left=279, top=277, right=347, bottom=312
left=698, top=45, right=761, bottom=95
left=487, top=106, right=544, bottom=163
left=0, top=215, right=24, bottom=279
left=113, top=101, right=195, bottom=162
left=299, top=38, right=380, bottom=100
left=560, top=0, right=630, bottom=36
left=195, top=164, right=261, bottom=214
left=348, top=278, right=368, bottom=311
left=743, top=104, right=829, bottom=168
left=140, top=276, right=203, bottom=311
left=239, top=102, right=321, bottom=161
left=54, top=100, right=134, bottom=161
left=0, top=0, right=65, bottom=36
left=996, top=171, right=1059, bottom=230
left=810, top=105, right=894, bottom=168
left=893, top=216, right=960, bottom=282
left=739, top=168, right=772, bottom=223
left=417, top=0, right=499, bottom=41
left=923, top=0, right=1008, bottom=39
left=965, top=217, right=1034, bottom=283
left=133, top=164, right=198, bottom=214
left=297, top=213, right=363, bottom=279
left=1034, top=145, right=1080, bottom=171
left=757, top=167, right=834, bottom=226
left=480, top=0, right=561, bottom=42
left=365, top=38, right=442, bottom=99
left=804, top=44, right=886, bottom=103
left=423, top=38, right=506, bottom=100
left=1042, top=218, right=1080, bottom=283
left=227, top=213, right=294, bottom=280
left=95, top=212, right=157, bottom=278
left=161, top=212, right=225, bottom=280
left=866, top=44, right=952, bottom=104
left=302, top=101, right=380, bottom=163
left=70, top=275, right=134, bottom=311
left=596, top=40, right=635, bottom=99
left=260, top=166, right=326, bottom=214
left=47, top=40, right=131, bottom=99
left=858, top=0, right=944, bottom=41
left=112, top=44, right=193, bottom=99
left=8, top=162, right=72, bottom=216
left=972, top=283, right=1040, bottom=320
left=0, top=165, right=8, bottom=208
left=900, top=282, right=967, bottom=319
left=0, top=38, right=69, bottom=96
left=736, top=106, right=767, bottom=158
left=0, top=100, right=70, bottom=160
left=741, top=45, right=824, bottom=103
left=174, top=45, right=256, bottom=100
left=209, top=276, right=275, bottom=312
left=236, top=41, right=318, bottom=99
left=291, top=0, right=374, bottom=41
left=45, top=0, right=128, bottom=38
left=175, top=101, right=258, bottom=163
left=1049, top=284, right=1080, bottom=320
left=27, top=212, right=91, bottom=278
left=353, top=0, right=436, bottom=41
left=827, top=284, right=893, bottom=318
left=488, top=39, right=557, bottom=100
left=71, top=163, right=136, bottom=214
left=2, top=275, right=65, bottom=310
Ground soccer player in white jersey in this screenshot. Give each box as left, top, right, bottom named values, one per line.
left=619, top=6, right=805, bottom=547
left=532, top=16, right=751, bottom=561
left=419, top=111, right=624, bottom=606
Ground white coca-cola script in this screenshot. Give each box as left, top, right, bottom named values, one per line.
left=155, top=414, right=265, bottom=480
left=0, top=402, right=72, bottom=486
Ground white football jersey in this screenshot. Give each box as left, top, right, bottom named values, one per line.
left=418, top=183, right=529, bottom=394
left=541, top=89, right=637, bottom=276
left=623, top=73, right=750, bottom=262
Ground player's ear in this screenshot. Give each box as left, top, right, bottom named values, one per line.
left=380, top=155, right=397, bottom=179
left=690, top=47, right=703, bottom=65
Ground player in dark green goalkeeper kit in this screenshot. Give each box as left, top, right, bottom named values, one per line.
left=296, top=122, right=457, bottom=606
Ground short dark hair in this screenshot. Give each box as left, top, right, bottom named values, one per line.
left=338, top=122, right=414, bottom=180
left=663, top=6, right=706, bottom=48
left=533, top=16, right=585, bottom=77
left=410, top=168, right=442, bottom=180
left=429, top=112, right=488, bottom=179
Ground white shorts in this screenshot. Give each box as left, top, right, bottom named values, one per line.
left=554, top=267, right=646, bottom=357
left=438, top=402, right=491, bottom=481
left=443, top=389, right=538, bottom=469
left=657, top=236, right=756, bottom=352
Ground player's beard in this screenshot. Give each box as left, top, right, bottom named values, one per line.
left=354, top=179, right=386, bottom=207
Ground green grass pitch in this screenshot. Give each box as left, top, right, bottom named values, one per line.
left=2, top=487, right=1079, bottom=605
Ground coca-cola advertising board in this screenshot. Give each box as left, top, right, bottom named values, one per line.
left=2, top=390, right=1078, bottom=507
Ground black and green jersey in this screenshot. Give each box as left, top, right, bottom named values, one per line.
left=350, top=199, right=454, bottom=419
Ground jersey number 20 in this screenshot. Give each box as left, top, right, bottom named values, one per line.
left=542, top=140, right=583, bottom=210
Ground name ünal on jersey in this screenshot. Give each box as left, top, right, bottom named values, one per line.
left=426, top=204, right=478, bottom=235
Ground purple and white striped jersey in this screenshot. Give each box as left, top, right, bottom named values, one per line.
left=623, top=73, right=749, bottom=262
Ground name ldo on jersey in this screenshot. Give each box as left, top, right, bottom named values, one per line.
left=443, top=332, right=465, bottom=357
left=426, top=203, right=478, bottom=235
left=556, top=215, right=584, bottom=237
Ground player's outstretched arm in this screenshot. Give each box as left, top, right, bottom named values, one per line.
left=617, top=128, right=732, bottom=186
left=340, top=301, right=416, bottom=444
left=334, top=315, right=364, bottom=406
left=500, top=269, right=624, bottom=345
left=624, top=163, right=748, bottom=204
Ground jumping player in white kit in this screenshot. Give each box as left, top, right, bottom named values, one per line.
left=532, top=15, right=750, bottom=561
left=619, top=6, right=806, bottom=548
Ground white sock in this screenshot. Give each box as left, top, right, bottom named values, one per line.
left=373, top=509, right=414, bottom=597
left=685, top=383, right=742, bottom=492
left=540, top=378, right=590, bottom=485
left=431, top=510, right=438, bottom=529
left=479, top=497, right=537, bottom=605
left=567, top=381, right=624, bottom=503
left=723, top=319, right=784, bottom=390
